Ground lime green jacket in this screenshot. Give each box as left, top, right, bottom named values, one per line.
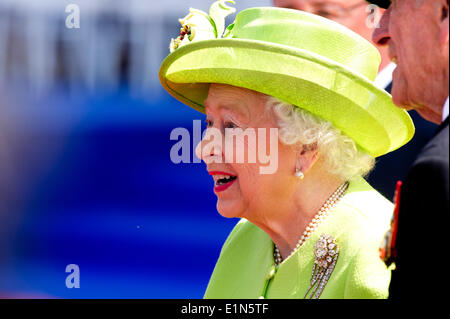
left=204, top=176, right=393, bottom=299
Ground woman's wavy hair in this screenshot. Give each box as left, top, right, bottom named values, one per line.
left=266, top=96, right=375, bottom=181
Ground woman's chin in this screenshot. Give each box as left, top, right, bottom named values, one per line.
left=216, top=200, right=243, bottom=219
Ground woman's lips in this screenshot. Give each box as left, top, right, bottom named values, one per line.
left=209, top=171, right=237, bottom=193
left=214, top=178, right=237, bottom=192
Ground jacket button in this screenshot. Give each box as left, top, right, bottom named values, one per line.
left=266, top=266, right=276, bottom=280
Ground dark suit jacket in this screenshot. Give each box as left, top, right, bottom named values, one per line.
left=388, top=117, right=449, bottom=299
left=368, top=82, right=437, bottom=200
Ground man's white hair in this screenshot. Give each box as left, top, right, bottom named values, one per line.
left=266, top=96, right=375, bottom=181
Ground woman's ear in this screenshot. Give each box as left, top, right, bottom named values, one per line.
left=295, top=143, right=319, bottom=176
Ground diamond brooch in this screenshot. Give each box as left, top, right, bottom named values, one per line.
left=304, top=234, right=339, bottom=299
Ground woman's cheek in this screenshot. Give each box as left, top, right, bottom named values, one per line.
left=223, top=130, right=259, bottom=164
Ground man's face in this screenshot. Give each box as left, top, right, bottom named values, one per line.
left=273, top=0, right=367, bottom=30
left=372, top=0, right=449, bottom=122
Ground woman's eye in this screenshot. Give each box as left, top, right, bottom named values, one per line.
left=224, top=121, right=237, bottom=129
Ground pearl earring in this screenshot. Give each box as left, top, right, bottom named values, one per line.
left=295, top=168, right=304, bottom=180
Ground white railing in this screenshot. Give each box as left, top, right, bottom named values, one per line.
left=0, top=0, right=270, bottom=97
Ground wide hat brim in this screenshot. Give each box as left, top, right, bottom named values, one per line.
left=160, top=38, right=414, bottom=158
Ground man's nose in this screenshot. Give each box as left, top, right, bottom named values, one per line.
left=372, top=7, right=391, bottom=46
left=293, top=2, right=310, bottom=11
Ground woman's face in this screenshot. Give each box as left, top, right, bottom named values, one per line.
left=196, top=84, right=298, bottom=220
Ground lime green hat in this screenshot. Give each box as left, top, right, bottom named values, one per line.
left=159, top=1, right=414, bottom=157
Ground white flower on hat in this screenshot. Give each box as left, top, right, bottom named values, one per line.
left=169, top=0, right=236, bottom=53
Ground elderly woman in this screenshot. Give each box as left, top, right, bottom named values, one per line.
left=159, top=1, right=414, bottom=299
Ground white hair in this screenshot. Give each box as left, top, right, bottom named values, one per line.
left=266, top=96, right=375, bottom=181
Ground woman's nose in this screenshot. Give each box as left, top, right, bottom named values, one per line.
left=195, top=127, right=224, bottom=163
left=372, top=7, right=391, bottom=46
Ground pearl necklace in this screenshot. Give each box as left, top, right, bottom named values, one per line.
left=273, top=181, right=349, bottom=266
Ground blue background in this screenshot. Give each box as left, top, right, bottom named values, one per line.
left=0, top=0, right=437, bottom=299
left=0, top=85, right=238, bottom=298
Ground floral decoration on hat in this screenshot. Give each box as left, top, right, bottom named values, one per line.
left=169, top=0, right=236, bottom=53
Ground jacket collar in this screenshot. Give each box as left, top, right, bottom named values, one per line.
left=442, top=96, right=449, bottom=123
left=435, top=116, right=449, bottom=137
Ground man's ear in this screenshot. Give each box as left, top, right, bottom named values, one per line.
left=295, top=143, right=319, bottom=175
left=440, top=0, right=449, bottom=46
